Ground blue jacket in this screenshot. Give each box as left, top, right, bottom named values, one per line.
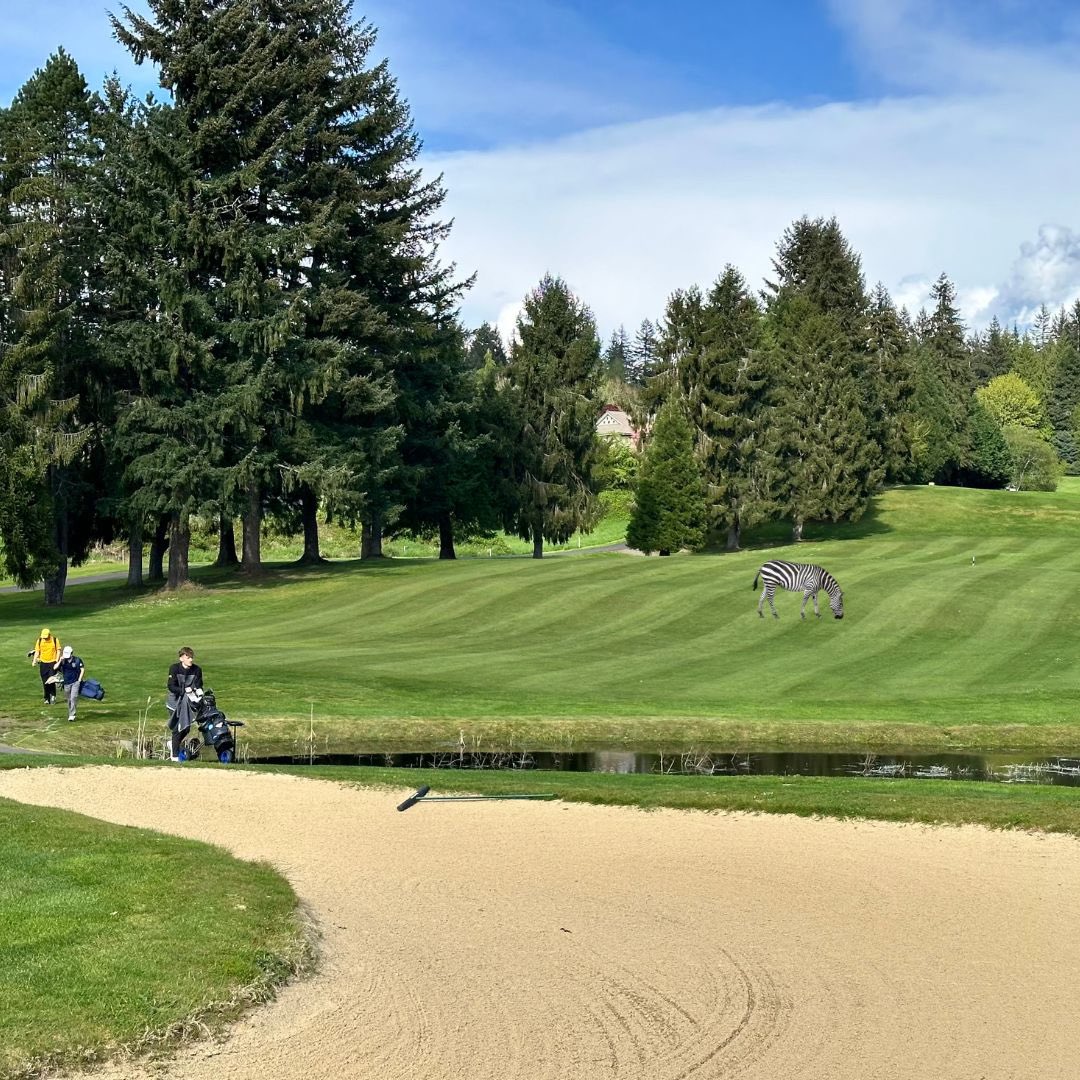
left=58, top=656, right=84, bottom=686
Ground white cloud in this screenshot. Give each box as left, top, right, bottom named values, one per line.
left=429, top=3, right=1080, bottom=337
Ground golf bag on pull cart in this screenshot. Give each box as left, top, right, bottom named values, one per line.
left=184, top=689, right=244, bottom=764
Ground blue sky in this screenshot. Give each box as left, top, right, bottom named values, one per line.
left=5, top=1, right=1080, bottom=340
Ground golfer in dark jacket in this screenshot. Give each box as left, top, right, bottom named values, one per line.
left=57, top=646, right=85, bottom=722
left=165, top=647, right=204, bottom=761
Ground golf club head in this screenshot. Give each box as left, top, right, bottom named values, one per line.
left=396, top=784, right=431, bottom=812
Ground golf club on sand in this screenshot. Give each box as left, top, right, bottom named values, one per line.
left=396, top=784, right=556, bottom=812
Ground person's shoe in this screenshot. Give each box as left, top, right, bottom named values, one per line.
left=68, top=714, right=76, bottom=722
left=169, top=755, right=181, bottom=762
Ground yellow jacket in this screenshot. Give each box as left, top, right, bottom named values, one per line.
left=34, top=635, right=61, bottom=664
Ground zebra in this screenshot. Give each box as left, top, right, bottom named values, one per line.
left=753, top=560, right=844, bottom=620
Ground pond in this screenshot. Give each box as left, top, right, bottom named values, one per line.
left=250, top=748, right=1080, bottom=785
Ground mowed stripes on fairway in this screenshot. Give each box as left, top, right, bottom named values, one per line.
left=3, top=483, right=1080, bottom=739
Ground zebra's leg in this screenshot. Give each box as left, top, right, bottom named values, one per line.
left=758, top=587, right=767, bottom=618
left=800, top=590, right=811, bottom=620
left=766, top=586, right=779, bottom=619
left=812, top=591, right=821, bottom=619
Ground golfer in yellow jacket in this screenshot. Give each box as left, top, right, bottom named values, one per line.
left=30, top=628, right=62, bottom=705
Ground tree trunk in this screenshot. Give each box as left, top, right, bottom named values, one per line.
left=43, top=558, right=68, bottom=606
left=148, top=514, right=169, bottom=582
left=438, top=509, right=456, bottom=560
left=297, top=485, right=324, bottom=564
left=725, top=522, right=741, bottom=552
left=658, top=548, right=671, bottom=557
left=44, top=473, right=70, bottom=609
left=792, top=518, right=804, bottom=543
left=215, top=516, right=239, bottom=567
left=532, top=526, right=543, bottom=559
left=241, top=480, right=261, bottom=573
left=166, top=512, right=190, bottom=589
left=127, top=522, right=144, bottom=588
left=361, top=511, right=384, bottom=559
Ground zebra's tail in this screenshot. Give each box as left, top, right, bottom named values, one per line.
left=752, top=571, right=759, bottom=591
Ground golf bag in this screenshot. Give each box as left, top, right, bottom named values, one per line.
left=79, top=678, right=105, bottom=700
left=184, top=689, right=243, bottom=764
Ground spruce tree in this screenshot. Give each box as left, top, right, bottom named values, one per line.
left=665, top=267, right=771, bottom=550
left=763, top=217, right=882, bottom=540
left=603, top=326, right=631, bottom=382
left=1048, top=316, right=1080, bottom=472
left=913, top=274, right=971, bottom=482
left=628, top=318, right=659, bottom=387
left=466, top=322, right=507, bottom=369
left=0, top=51, right=102, bottom=601
left=867, top=283, right=919, bottom=482
left=627, top=400, right=706, bottom=556
left=506, top=275, right=603, bottom=558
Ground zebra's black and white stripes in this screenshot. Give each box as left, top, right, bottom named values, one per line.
left=752, top=560, right=844, bottom=620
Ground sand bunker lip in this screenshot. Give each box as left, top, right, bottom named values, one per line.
left=2, top=765, right=1079, bottom=1080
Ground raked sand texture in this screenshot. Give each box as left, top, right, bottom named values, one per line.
left=1, top=766, right=1077, bottom=1080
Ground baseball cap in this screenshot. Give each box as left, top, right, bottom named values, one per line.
left=61, top=646, right=73, bottom=659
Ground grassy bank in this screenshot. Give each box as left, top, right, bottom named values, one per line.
left=2, top=751, right=1079, bottom=1076
left=2, top=483, right=1080, bottom=755
left=0, top=791, right=310, bottom=1080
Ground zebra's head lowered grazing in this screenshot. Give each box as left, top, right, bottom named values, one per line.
left=753, top=560, right=845, bottom=620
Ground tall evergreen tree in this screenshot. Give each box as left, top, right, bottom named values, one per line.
left=0, top=51, right=102, bottom=601
left=506, top=275, right=603, bottom=558
left=627, top=400, right=706, bottom=556
left=668, top=267, right=771, bottom=550
left=628, top=317, right=658, bottom=387
left=465, top=322, right=507, bottom=369
left=912, top=274, right=971, bottom=482
left=1047, top=314, right=1080, bottom=472
left=764, top=217, right=881, bottom=540
left=603, top=325, right=631, bottom=382
left=970, top=316, right=1015, bottom=386
left=867, top=283, right=919, bottom=482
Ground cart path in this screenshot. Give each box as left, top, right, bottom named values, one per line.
left=2, top=765, right=1078, bottom=1080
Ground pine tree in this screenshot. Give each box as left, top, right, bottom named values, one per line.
left=1047, top=318, right=1080, bottom=472
left=628, top=318, right=659, bottom=387
left=603, top=325, right=631, bottom=382
left=764, top=218, right=881, bottom=540
left=867, top=284, right=919, bottom=482
left=465, top=322, right=507, bottom=369
left=0, top=51, right=102, bottom=601
left=912, top=274, right=970, bottom=482
left=627, top=400, right=706, bottom=555
left=666, top=267, right=771, bottom=550
left=960, top=399, right=1012, bottom=488
left=970, top=316, right=1015, bottom=386
left=506, top=275, right=603, bottom=558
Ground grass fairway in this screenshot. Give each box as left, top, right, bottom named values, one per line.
left=0, top=791, right=308, bottom=1079
left=2, top=482, right=1080, bottom=755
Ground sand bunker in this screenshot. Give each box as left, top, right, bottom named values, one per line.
left=1, top=765, right=1077, bottom=1079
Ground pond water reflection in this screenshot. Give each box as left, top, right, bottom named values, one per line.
left=253, top=749, right=1080, bottom=785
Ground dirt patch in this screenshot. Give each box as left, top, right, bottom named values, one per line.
left=2, top=765, right=1078, bottom=1079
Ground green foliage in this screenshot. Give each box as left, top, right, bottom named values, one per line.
left=593, top=435, right=639, bottom=491
left=0, top=50, right=103, bottom=598
left=506, top=274, right=604, bottom=554
left=763, top=219, right=883, bottom=537
left=1003, top=425, right=1061, bottom=491
left=975, top=372, right=1050, bottom=436
left=627, top=401, right=707, bottom=554
left=960, top=399, right=1011, bottom=488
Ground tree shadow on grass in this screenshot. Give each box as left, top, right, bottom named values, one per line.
left=0, top=556, right=420, bottom=625
left=694, top=497, right=892, bottom=557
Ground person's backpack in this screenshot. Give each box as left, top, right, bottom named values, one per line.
left=79, top=678, right=105, bottom=701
